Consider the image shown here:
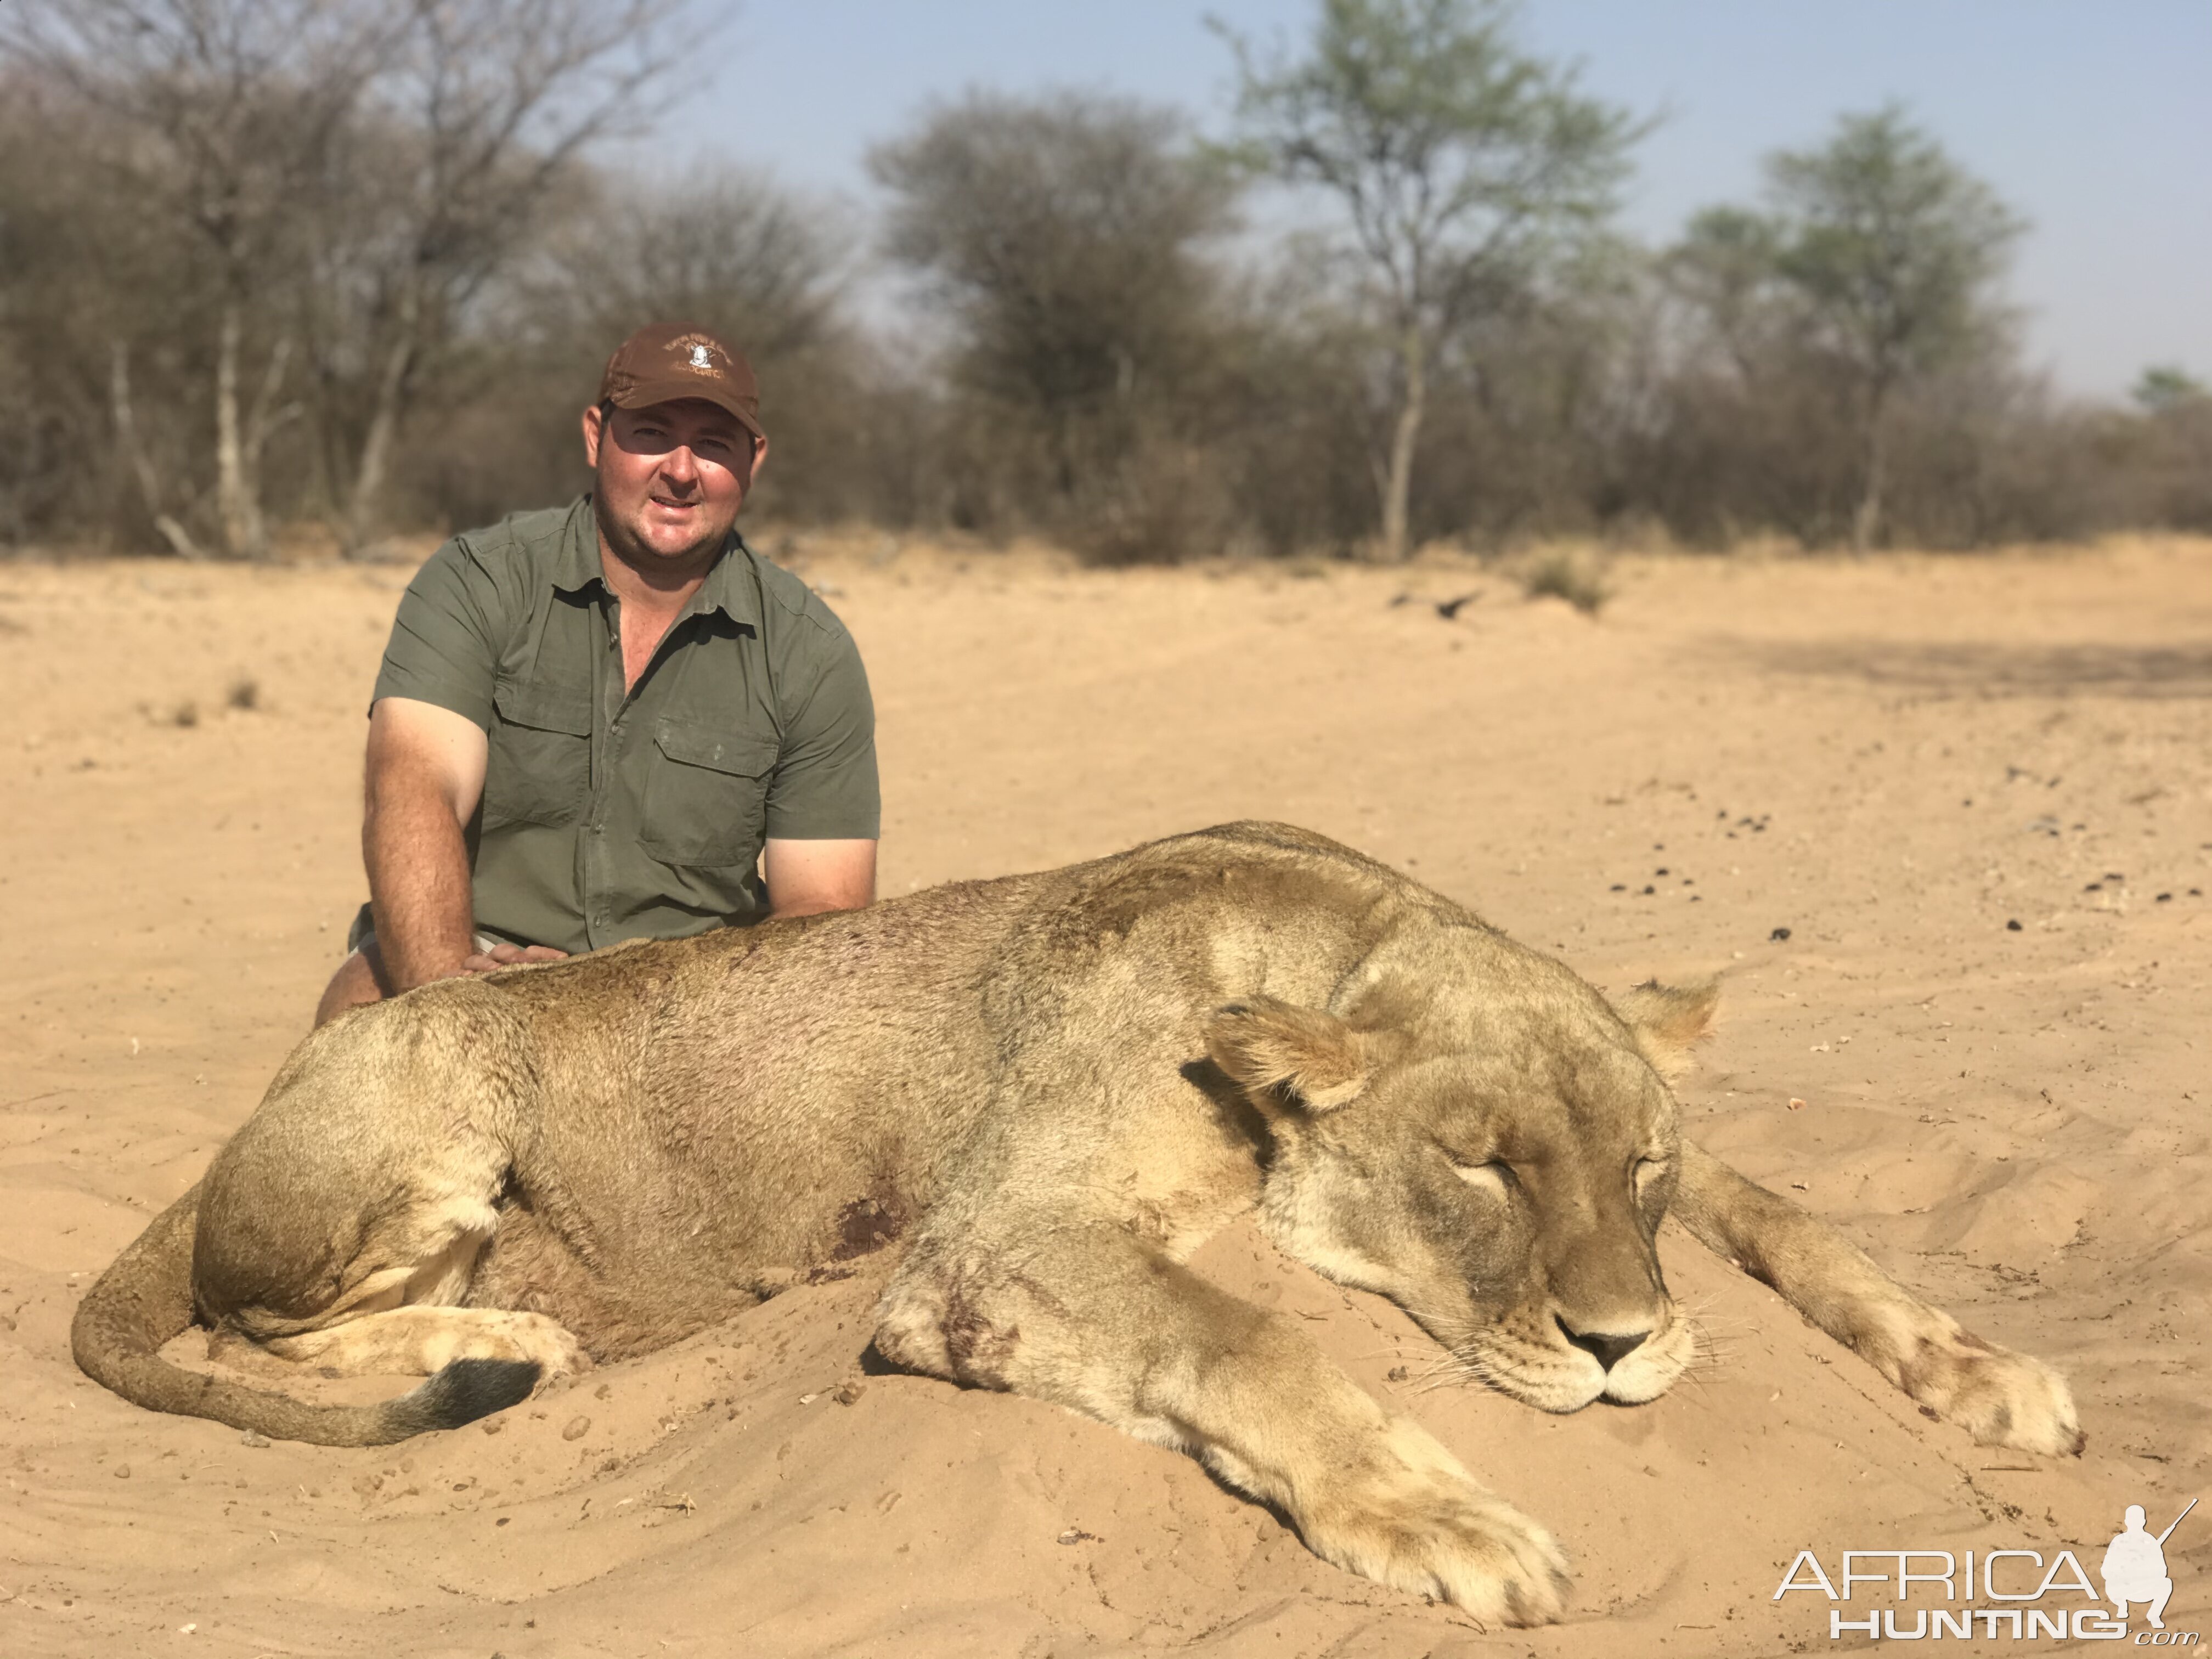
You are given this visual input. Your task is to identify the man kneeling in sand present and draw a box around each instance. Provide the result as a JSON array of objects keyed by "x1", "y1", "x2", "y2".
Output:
[
  {"x1": 317, "y1": 324, "x2": 879, "y2": 1024},
  {"x1": 2102, "y1": 1505, "x2": 2176, "y2": 1629}
]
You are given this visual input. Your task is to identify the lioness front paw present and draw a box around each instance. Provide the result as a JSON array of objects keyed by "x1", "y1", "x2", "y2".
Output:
[
  {"x1": 1897, "y1": 1328, "x2": 2083, "y2": 1457},
  {"x1": 1301, "y1": 1418, "x2": 1570, "y2": 1626}
]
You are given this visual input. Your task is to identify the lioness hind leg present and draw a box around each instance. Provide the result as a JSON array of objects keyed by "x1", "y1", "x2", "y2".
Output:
[
  {"x1": 1672, "y1": 1140, "x2": 2084, "y2": 1457},
  {"x1": 194, "y1": 978, "x2": 531, "y2": 1343},
  {"x1": 260, "y1": 1306, "x2": 587, "y2": 1387}
]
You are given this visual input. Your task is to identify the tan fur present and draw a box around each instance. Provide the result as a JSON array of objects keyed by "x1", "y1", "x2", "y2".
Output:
[
  {"x1": 72, "y1": 822, "x2": 2080, "y2": 1626},
  {"x1": 261, "y1": 1307, "x2": 587, "y2": 1376}
]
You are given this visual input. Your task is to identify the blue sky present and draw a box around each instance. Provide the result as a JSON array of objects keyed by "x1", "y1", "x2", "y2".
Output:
[{"x1": 658, "y1": 2, "x2": 2210, "y2": 401}]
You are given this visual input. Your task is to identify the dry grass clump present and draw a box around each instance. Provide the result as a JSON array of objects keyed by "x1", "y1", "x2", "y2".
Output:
[
  {"x1": 137, "y1": 679, "x2": 260, "y2": 729},
  {"x1": 1517, "y1": 548, "x2": 1612, "y2": 615}
]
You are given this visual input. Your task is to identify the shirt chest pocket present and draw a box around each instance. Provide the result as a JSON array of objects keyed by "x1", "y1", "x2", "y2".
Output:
[
  {"x1": 639, "y1": 718, "x2": 776, "y2": 868},
  {"x1": 482, "y1": 680, "x2": 592, "y2": 830}
]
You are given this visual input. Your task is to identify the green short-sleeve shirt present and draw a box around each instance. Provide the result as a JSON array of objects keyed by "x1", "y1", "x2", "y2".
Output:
[{"x1": 370, "y1": 496, "x2": 878, "y2": 953}]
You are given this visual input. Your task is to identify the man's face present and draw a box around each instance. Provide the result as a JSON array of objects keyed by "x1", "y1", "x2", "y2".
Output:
[{"x1": 582, "y1": 398, "x2": 763, "y2": 571}]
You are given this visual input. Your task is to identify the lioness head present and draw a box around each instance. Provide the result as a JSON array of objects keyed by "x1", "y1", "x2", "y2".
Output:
[{"x1": 1206, "y1": 949, "x2": 1718, "y2": 1415}]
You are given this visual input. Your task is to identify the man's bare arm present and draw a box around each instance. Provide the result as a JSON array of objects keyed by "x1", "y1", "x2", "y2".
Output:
[
  {"x1": 762, "y1": 838, "x2": 877, "y2": 919},
  {"x1": 363, "y1": 698, "x2": 493, "y2": 990}
]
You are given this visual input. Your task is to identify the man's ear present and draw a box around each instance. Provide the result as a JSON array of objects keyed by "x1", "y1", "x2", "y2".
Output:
[
  {"x1": 580, "y1": 402, "x2": 606, "y2": 469},
  {"x1": 1614, "y1": 979, "x2": 1720, "y2": 1082},
  {"x1": 1206, "y1": 995, "x2": 1380, "y2": 1113}
]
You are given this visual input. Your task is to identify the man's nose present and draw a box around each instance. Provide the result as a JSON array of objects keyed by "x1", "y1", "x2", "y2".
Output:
[{"x1": 658, "y1": 445, "x2": 702, "y2": 486}]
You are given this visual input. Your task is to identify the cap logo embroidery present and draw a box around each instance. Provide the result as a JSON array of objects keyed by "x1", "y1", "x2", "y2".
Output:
[{"x1": 686, "y1": 343, "x2": 712, "y2": 370}]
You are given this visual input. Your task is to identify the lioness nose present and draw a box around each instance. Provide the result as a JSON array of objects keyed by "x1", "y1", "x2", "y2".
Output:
[{"x1": 1556, "y1": 1317, "x2": 1649, "y2": 1372}]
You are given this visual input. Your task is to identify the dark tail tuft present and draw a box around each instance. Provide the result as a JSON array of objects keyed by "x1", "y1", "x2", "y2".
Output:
[{"x1": 385, "y1": 1357, "x2": 542, "y2": 1437}]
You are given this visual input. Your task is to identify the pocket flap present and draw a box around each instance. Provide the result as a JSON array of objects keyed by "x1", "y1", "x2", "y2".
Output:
[
  {"x1": 654, "y1": 719, "x2": 777, "y2": 776},
  {"x1": 494, "y1": 679, "x2": 591, "y2": 736}
]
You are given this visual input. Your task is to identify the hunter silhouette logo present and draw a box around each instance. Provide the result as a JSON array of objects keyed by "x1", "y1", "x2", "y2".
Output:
[
  {"x1": 1774, "y1": 1496, "x2": 2198, "y2": 1643},
  {"x1": 2106, "y1": 1499, "x2": 2194, "y2": 1630}
]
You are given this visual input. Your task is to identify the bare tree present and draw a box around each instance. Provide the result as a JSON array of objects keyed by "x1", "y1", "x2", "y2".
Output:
[
  {"x1": 2, "y1": 0, "x2": 404, "y2": 557},
  {"x1": 326, "y1": 0, "x2": 705, "y2": 552},
  {"x1": 526, "y1": 164, "x2": 849, "y2": 362},
  {"x1": 1218, "y1": 0, "x2": 1640, "y2": 560},
  {"x1": 0, "y1": 69, "x2": 189, "y2": 551},
  {"x1": 871, "y1": 91, "x2": 1238, "y2": 513},
  {"x1": 110, "y1": 345, "x2": 208, "y2": 557},
  {"x1": 436, "y1": 161, "x2": 866, "y2": 527},
  {"x1": 1664, "y1": 207, "x2": 1791, "y2": 387}
]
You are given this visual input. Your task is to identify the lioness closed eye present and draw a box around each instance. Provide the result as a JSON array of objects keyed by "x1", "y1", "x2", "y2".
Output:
[{"x1": 74, "y1": 822, "x2": 2081, "y2": 1627}]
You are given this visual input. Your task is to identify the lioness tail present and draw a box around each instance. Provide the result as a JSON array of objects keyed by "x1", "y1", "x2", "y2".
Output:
[{"x1": 71, "y1": 1184, "x2": 536, "y2": 1447}]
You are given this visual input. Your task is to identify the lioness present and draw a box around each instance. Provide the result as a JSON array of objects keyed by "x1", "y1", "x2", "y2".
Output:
[{"x1": 75, "y1": 822, "x2": 2080, "y2": 1626}]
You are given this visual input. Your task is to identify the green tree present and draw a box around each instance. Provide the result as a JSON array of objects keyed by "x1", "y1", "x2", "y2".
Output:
[
  {"x1": 1760, "y1": 105, "x2": 2024, "y2": 550},
  {"x1": 2132, "y1": 365, "x2": 2208, "y2": 414},
  {"x1": 1217, "y1": 0, "x2": 1640, "y2": 560}
]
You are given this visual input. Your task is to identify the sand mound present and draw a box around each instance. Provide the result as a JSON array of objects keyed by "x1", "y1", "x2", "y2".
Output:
[{"x1": 4, "y1": 537, "x2": 2207, "y2": 1653}]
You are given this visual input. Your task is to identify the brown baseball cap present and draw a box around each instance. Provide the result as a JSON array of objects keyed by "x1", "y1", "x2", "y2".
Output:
[{"x1": 597, "y1": 322, "x2": 764, "y2": 446}]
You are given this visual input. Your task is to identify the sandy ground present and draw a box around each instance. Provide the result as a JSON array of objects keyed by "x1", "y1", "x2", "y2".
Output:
[{"x1": 3, "y1": 534, "x2": 2209, "y2": 1657}]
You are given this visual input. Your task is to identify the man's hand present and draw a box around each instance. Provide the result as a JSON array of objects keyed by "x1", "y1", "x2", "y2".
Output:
[
  {"x1": 462, "y1": 942, "x2": 570, "y2": 974},
  {"x1": 763, "y1": 838, "x2": 877, "y2": 918}
]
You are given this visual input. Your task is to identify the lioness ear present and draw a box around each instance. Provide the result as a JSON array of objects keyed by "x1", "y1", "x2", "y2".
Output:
[
  {"x1": 1615, "y1": 978, "x2": 1720, "y2": 1082},
  {"x1": 1206, "y1": 995, "x2": 1377, "y2": 1113}
]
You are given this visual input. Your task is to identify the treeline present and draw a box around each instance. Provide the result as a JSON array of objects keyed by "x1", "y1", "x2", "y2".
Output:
[{"x1": 2, "y1": 0, "x2": 2205, "y2": 563}]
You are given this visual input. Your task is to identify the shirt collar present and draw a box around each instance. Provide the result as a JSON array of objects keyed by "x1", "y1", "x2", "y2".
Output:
[
  {"x1": 695, "y1": 531, "x2": 762, "y2": 631},
  {"x1": 551, "y1": 494, "x2": 761, "y2": 633}
]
